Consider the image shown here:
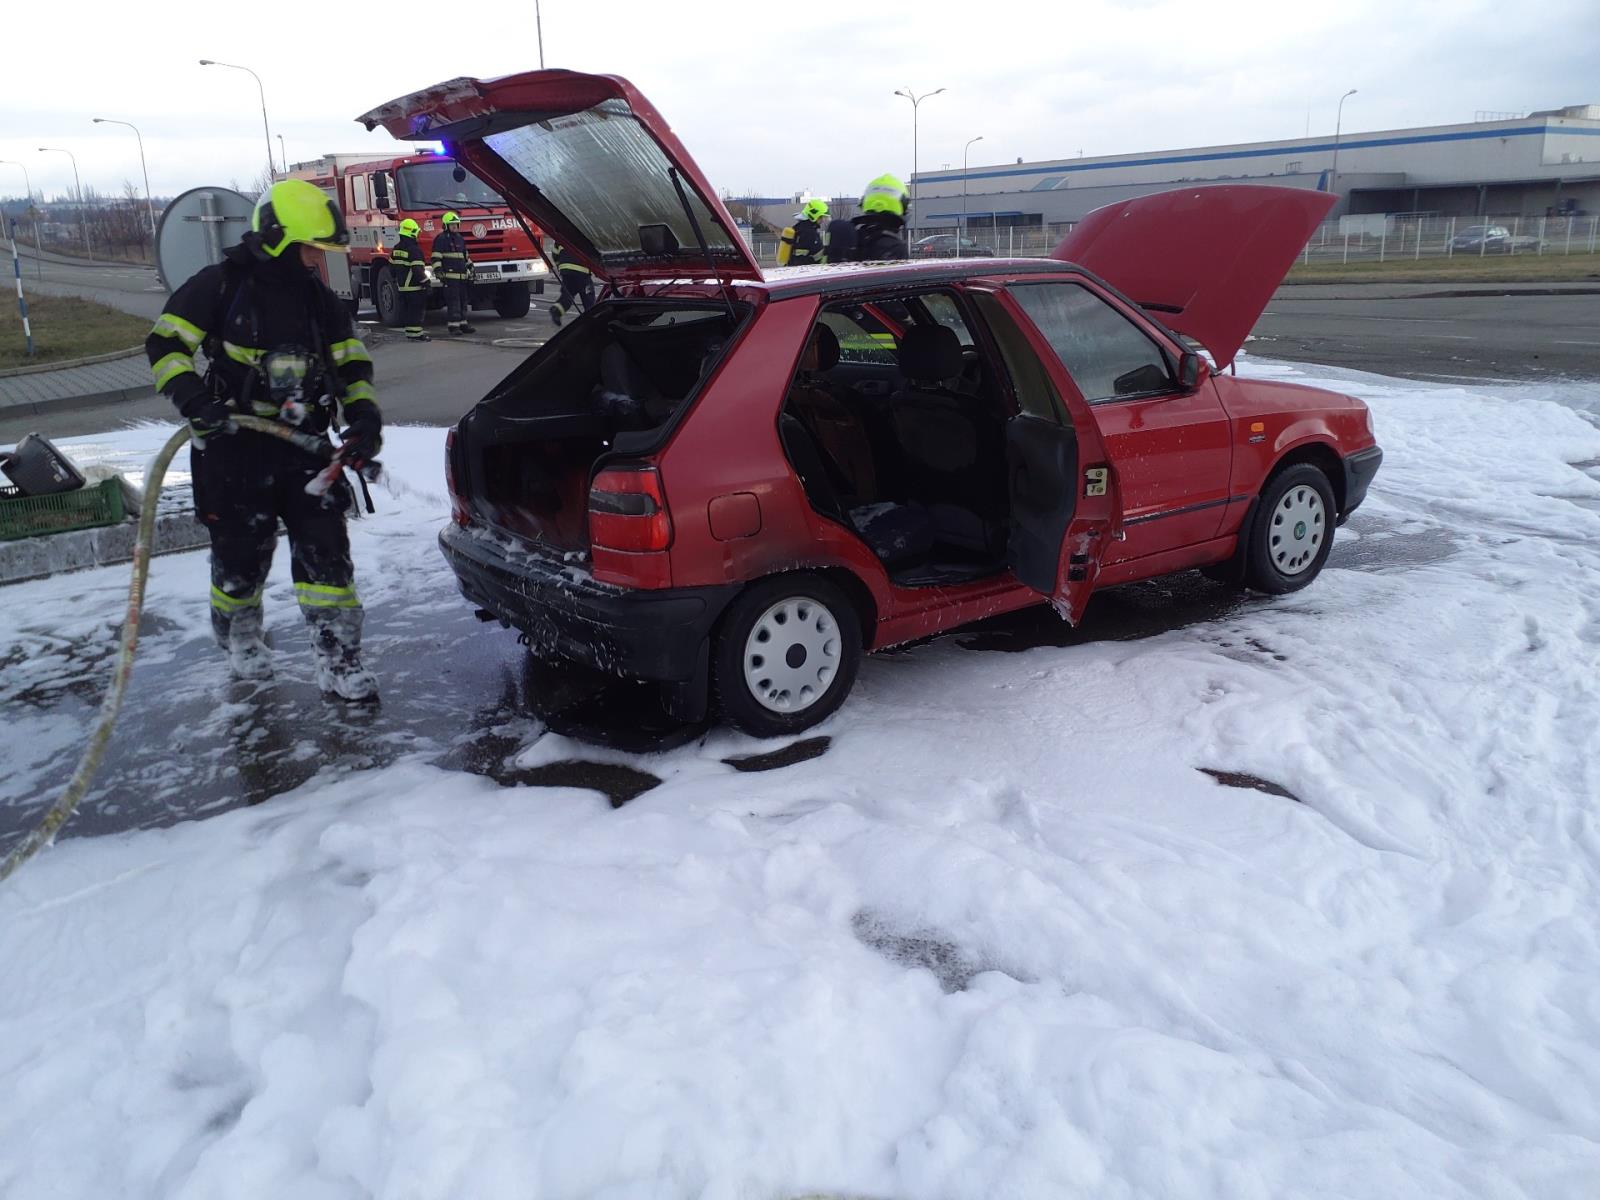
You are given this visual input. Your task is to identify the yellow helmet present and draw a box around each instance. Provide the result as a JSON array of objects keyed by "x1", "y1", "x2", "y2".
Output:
[
  {"x1": 441, "y1": 211, "x2": 461, "y2": 226},
  {"x1": 802, "y1": 198, "x2": 830, "y2": 223},
  {"x1": 398, "y1": 217, "x2": 420, "y2": 238},
  {"x1": 251, "y1": 178, "x2": 349, "y2": 257},
  {"x1": 860, "y1": 174, "x2": 908, "y2": 217}
]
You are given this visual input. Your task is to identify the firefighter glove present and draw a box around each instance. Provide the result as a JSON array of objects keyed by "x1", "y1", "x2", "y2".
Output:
[
  {"x1": 179, "y1": 391, "x2": 235, "y2": 440},
  {"x1": 340, "y1": 403, "x2": 383, "y2": 466}
]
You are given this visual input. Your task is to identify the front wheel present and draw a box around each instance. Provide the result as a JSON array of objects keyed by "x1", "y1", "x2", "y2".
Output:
[
  {"x1": 1244, "y1": 463, "x2": 1337, "y2": 594},
  {"x1": 494, "y1": 282, "x2": 532, "y2": 319},
  {"x1": 713, "y1": 574, "x2": 862, "y2": 737},
  {"x1": 373, "y1": 268, "x2": 402, "y2": 327}
]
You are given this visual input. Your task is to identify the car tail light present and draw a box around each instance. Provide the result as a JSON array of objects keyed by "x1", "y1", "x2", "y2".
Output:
[
  {"x1": 589, "y1": 466, "x2": 672, "y2": 552},
  {"x1": 444, "y1": 429, "x2": 471, "y2": 526}
]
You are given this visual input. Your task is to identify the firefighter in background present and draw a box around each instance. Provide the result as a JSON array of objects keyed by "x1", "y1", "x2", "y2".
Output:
[
  {"x1": 548, "y1": 242, "x2": 594, "y2": 326},
  {"x1": 391, "y1": 218, "x2": 429, "y2": 341},
  {"x1": 145, "y1": 178, "x2": 384, "y2": 702},
  {"x1": 849, "y1": 174, "x2": 912, "y2": 261},
  {"x1": 778, "y1": 199, "x2": 829, "y2": 266},
  {"x1": 431, "y1": 210, "x2": 475, "y2": 335}
]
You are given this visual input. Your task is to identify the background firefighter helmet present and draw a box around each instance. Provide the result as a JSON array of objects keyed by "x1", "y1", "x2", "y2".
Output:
[
  {"x1": 861, "y1": 174, "x2": 909, "y2": 218},
  {"x1": 802, "y1": 198, "x2": 830, "y2": 223},
  {"x1": 398, "y1": 217, "x2": 421, "y2": 238},
  {"x1": 441, "y1": 211, "x2": 461, "y2": 226},
  {"x1": 251, "y1": 178, "x2": 350, "y2": 257}
]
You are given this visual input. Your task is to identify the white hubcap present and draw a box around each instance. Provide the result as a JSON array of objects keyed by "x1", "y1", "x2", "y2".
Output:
[
  {"x1": 1270, "y1": 484, "x2": 1326, "y2": 575},
  {"x1": 744, "y1": 595, "x2": 840, "y2": 714}
]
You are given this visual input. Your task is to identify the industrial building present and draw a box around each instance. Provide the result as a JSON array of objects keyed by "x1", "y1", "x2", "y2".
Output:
[{"x1": 907, "y1": 104, "x2": 1600, "y2": 233}]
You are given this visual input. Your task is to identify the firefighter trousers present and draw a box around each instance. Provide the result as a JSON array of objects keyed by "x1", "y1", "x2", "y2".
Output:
[
  {"x1": 193, "y1": 431, "x2": 361, "y2": 649},
  {"x1": 554, "y1": 268, "x2": 594, "y2": 316},
  {"x1": 444, "y1": 278, "x2": 471, "y2": 331},
  {"x1": 398, "y1": 282, "x2": 426, "y2": 339}
]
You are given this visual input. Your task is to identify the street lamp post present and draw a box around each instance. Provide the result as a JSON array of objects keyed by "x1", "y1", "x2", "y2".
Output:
[
  {"x1": 38, "y1": 146, "x2": 91, "y2": 258},
  {"x1": 0, "y1": 159, "x2": 43, "y2": 279},
  {"x1": 278, "y1": 134, "x2": 288, "y2": 172},
  {"x1": 893, "y1": 86, "x2": 945, "y2": 239},
  {"x1": 92, "y1": 118, "x2": 159, "y2": 246},
  {"x1": 200, "y1": 59, "x2": 277, "y2": 178},
  {"x1": 959, "y1": 135, "x2": 983, "y2": 257},
  {"x1": 1330, "y1": 88, "x2": 1358, "y2": 204}
]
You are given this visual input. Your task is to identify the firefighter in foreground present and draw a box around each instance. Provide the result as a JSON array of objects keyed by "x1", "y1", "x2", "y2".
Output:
[
  {"x1": 845, "y1": 174, "x2": 911, "y2": 261},
  {"x1": 431, "y1": 210, "x2": 475, "y2": 334},
  {"x1": 145, "y1": 178, "x2": 384, "y2": 702},
  {"x1": 391, "y1": 217, "x2": 429, "y2": 341},
  {"x1": 777, "y1": 199, "x2": 829, "y2": 266},
  {"x1": 548, "y1": 242, "x2": 594, "y2": 326}
]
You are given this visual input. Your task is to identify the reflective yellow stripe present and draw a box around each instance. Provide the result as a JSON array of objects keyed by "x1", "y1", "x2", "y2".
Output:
[
  {"x1": 329, "y1": 338, "x2": 371, "y2": 366},
  {"x1": 342, "y1": 381, "x2": 377, "y2": 404},
  {"x1": 869, "y1": 332, "x2": 896, "y2": 345},
  {"x1": 210, "y1": 585, "x2": 263, "y2": 612},
  {"x1": 152, "y1": 313, "x2": 205, "y2": 350},
  {"x1": 295, "y1": 582, "x2": 360, "y2": 608},
  {"x1": 251, "y1": 400, "x2": 281, "y2": 416},
  {"x1": 152, "y1": 352, "x2": 196, "y2": 390},
  {"x1": 224, "y1": 341, "x2": 265, "y2": 366}
]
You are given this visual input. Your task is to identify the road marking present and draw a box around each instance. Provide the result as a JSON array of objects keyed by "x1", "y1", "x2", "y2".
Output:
[{"x1": 1552, "y1": 340, "x2": 1600, "y2": 346}]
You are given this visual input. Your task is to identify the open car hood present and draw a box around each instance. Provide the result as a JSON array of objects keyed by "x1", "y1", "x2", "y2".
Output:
[
  {"x1": 1051, "y1": 186, "x2": 1334, "y2": 367},
  {"x1": 357, "y1": 70, "x2": 762, "y2": 286}
]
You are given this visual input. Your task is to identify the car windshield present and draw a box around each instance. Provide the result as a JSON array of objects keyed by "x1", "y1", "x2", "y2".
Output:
[{"x1": 394, "y1": 161, "x2": 505, "y2": 211}]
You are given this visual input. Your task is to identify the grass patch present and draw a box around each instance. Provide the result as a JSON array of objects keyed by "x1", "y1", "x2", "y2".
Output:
[
  {"x1": 1285, "y1": 252, "x2": 1600, "y2": 285},
  {"x1": 0, "y1": 294, "x2": 150, "y2": 370}
]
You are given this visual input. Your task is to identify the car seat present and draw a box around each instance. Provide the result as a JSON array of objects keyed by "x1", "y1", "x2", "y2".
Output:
[{"x1": 890, "y1": 325, "x2": 1006, "y2": 553}]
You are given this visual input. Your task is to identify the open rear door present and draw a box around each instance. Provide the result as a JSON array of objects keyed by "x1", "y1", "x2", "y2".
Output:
[
  {"x1": 357, "y1": 71, "x2": 763, "y2": 288},
  {"x1": 1051, "y1": 185, "x2": 1333, "y2": 367}
]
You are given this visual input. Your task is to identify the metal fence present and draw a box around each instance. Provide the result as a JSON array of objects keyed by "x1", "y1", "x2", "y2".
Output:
[
  {"x1": 1295, "y1": 213, "x2": 1600, "y2": 265},
  {"x1": 752, "y1": 213, "x2": 1600, "y2": 267}
]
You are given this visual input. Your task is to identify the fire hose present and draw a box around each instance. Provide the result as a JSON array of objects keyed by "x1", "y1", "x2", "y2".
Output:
[{"x1": 0, "y1": 416, "x2": 378, "y2": 885}]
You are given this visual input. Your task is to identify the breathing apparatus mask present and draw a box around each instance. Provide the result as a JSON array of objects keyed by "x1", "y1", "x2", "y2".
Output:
[{"x1": 262, "y1": 348, "x2": 330, "y2": 426}]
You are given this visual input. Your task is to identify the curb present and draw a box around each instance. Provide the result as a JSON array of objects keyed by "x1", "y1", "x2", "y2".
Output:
[
  {"x1": 0, "y1": 347, "x2": 145, "y2": 379},
  {"x1": 0, "y1": 383, "x2": 159, "y2": 420}
]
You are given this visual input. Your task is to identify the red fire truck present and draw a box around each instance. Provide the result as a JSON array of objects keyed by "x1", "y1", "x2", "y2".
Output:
[{"x1": 280, "y1": 151, "x2": 550, "y2": 326}]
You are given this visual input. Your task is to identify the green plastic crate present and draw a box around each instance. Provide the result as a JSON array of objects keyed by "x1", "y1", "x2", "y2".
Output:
[{"x1": 0, "y1": 478, "x2": 127, "y2": 541}]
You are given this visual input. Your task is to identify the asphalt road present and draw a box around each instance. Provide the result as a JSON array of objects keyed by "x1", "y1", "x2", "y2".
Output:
[{"x1": 1251, "y1": 285, "x2": 1600, "y2": 383}]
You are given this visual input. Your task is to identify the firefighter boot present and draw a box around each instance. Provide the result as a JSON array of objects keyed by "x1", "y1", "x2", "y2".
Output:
[
  {"x1": 305, "y1": 606, "x2": 379, "y2": 703},
  {"x1": 549, "y1": 303, "x2": 564, "y2": 327},
  {"x1": 225, "y1": 604, "x2": 273, "y2": 681}
]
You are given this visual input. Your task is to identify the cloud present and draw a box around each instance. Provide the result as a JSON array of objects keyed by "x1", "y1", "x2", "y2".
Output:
[{"x1": 2, "y1": 0, "x2": 1595, "y2": 202}]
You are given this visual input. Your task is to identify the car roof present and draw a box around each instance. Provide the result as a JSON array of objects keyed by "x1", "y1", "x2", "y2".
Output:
[{"x1": 750, "y1": 257, "x2": 1070, "y2": 298}]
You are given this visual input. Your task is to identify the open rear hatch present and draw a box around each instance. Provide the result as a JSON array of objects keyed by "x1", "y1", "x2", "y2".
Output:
[
  {"x1": 357, "y1": 70, "x2": 764, "y2": 288},
  {"x1": 1051, "y1": 185, "x2": 1333, "y2": 367}
]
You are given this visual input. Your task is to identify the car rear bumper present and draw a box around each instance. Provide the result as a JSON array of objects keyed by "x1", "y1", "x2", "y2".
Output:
[
  {"x1": 1341, "y1": 445, "x2": 1383, "y2": 519},
  {"x1": 438, "y1": 522, "x2": 739, "y2": 682}
]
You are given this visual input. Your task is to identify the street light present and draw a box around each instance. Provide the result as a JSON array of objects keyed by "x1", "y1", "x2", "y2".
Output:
[
  {"x1": 1330, "y1": 88, "x2": 1358, "y2": 203},
  {"x1": 278, "y1": 134, "x2": 288, "y2": 171},
  {"x1": 893, "y1": 86, "x2": 945, "y2": 237},
  {"x1": 0, "y1": 159, "x2": 43, "y2": 279},
  {"x1": 959, "y1": 135, "x2": 984, "y2": 257},
  {"x1": 200, "y1": 58, "x2": 277, "y2": 177},
  {"x1": 92, "y1": 118, "x2": 159, "y2": 246},
  {"x1": 38, "y1": 146, "x2": 92, "y2": 258}
]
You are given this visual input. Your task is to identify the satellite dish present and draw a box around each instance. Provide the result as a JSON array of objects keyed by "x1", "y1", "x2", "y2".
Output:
[{"x1": 155, "y1": 186, "x2": 255, "y2": 291}]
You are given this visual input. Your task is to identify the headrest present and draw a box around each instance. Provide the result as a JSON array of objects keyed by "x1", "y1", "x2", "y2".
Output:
[
  {"x1": 898, "y1": 324, "x2": 962, "y2": 382},
  {"x1": 801, "y1": 323, "x2": 841, "y2": 372}
]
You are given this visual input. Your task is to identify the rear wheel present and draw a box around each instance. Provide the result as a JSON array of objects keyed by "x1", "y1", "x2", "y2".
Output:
[
  {"x1": 1244, "y1": 463, "x2": 1336, "y2": 594},
  {"x1": 713, "y1": 574, "x2": 862, "y2": 737},
  {"x1": 373, "y1": 266, "x2": 402, "y2": 327},
  {"x1": 494, "y1": 282, "x2": 532, "y2": 319}
]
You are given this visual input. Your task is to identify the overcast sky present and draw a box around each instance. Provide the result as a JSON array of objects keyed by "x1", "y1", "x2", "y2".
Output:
[{"x1": 3, "y1": 0, "x2": 1596, "y2": 205}]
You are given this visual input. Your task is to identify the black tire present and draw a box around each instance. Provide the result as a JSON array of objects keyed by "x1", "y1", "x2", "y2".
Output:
[
  {"x1": 712, "y1": 573, "x2": 862, "y2": 738},
  {"x1": 373, "y1": 266, "x2": 402, "y2": 327},
  {"x1": 494, "y1": 282, "x2": 532, "y2": 319},
  {"x1": 1243, "y1": 463, "x2": 1337, "y2": 594}
]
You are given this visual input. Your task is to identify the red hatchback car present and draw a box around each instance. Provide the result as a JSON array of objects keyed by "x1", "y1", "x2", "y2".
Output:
[{"x1": 360, "y1": 71, "x2": 1382, "y2": 737}]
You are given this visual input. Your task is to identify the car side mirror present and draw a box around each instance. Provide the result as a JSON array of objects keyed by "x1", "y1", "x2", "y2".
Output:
[
  {"x1": 1179, "y1": 351, "x2": 1207, "y2": 391},
  {"x1": 372, "y1": 171, "x2": 393, "y2": 212}
]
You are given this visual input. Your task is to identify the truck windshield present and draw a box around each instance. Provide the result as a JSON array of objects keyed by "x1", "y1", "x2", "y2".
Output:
[{"x1": 394, "y1": 161, "x2": 505, "y2": 211}]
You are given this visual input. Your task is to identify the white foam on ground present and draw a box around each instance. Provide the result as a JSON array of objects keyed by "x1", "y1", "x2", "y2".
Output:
[{"x1": 1, "y1": 368, "x2": 1598, "y2": 1199}]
